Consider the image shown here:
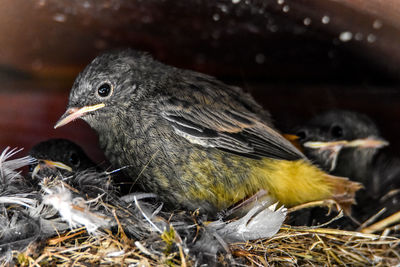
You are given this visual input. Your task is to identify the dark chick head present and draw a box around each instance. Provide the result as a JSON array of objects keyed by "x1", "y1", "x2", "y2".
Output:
[
  {"x1": 296, "y1": 110, "x2": 382, "y2": 143},
  {"x1": 29, "y1": 139, "x2": 96, "y2": 178},
  {"x1": 295, "y1": 110, "x2": 388, "y2": 180},
  {"x1": 54, "y1": 49, "x2": 166, "y2": 129}
]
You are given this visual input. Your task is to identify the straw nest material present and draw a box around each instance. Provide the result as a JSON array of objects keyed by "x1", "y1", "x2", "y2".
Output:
[{"x1": 11, "y1": 209, "x2": 400, "y2": 266}]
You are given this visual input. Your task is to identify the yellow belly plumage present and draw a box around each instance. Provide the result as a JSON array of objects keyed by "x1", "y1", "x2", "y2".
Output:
[
  {"x1": 251, "y1": 159, "x2": 333, "y2": 206},
  {"x1": 183, "y1": 151, "x2": 334, "y2": 210}
]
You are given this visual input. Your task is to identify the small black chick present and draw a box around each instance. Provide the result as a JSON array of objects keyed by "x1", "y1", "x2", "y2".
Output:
[
  {"x1": 294, "y1": 110, "x2": 399, "y2": 226},
  {"x1": 28, "y1": 139, "x2": 97, "y2": 178}
]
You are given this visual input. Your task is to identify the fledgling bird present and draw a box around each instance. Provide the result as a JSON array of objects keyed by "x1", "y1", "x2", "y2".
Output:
[
  {"x1": 54, "y1": 49, "x2": 361, "y2": 214},
  {"x1": 294, "y1": 110, "x2": 400, "y2": 223},
  {"x1": 28, "y1": 139, "x2": 98, "y2": 178},
  {"x1": 294, "y1": 110, "x2": 391, "y2": 194}
]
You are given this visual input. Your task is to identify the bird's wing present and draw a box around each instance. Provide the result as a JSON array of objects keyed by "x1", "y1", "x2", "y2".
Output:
[{"x1": 159, "y1": 81, "x2": 304, "y2": 161}]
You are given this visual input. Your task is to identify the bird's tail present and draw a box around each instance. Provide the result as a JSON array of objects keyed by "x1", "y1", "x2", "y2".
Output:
[{"x1": 324, "y1": 174, "x2": 363, "y2": 215}]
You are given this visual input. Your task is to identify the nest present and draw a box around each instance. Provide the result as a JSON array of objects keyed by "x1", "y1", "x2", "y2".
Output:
[
  {"x1": 231, "y1": 226, "x2": 400, "y2": 266},
  {"x1": 13, "y1": 213, "x2": 400, "y2": 266},
  {"x1": 1, "y1": 147, "x2": 399, "y2": 266}
]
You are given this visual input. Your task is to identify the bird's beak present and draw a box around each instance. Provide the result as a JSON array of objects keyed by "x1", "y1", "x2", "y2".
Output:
[
  {"x1": 347, "y1": 137, "x2": 389, "y2": 149},
  {"x1": 54, "y1": 103, "x2": 105, "y2": 129},
  {"x1": 304, "y1": 137, "x2": 389, "y2": 150},
  {"x1": 303, "y1": 140, "x2": 347, "y2": 149},
  {"x1": 31, "y1": 160, "x2": 73, "y2": 178}
]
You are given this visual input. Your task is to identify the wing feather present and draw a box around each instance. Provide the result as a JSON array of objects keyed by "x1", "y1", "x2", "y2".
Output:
[{"x1": 159, "y1": 73, "x2": 304, "y2": 161}]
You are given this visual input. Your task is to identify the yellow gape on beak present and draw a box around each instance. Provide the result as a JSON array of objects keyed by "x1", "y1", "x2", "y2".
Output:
[
  {"x1": 304, "y1": 137, "x2": 389, "y2": 150},
  {"x1": 31, "y1": 160, "x2": 73, "y2": 178},
  {"x1": 303, "y1": 137, "x2": 389, "y2": 171},
  {"x1": 54, "y1": 103, "x2": 105, "y2": 129}
]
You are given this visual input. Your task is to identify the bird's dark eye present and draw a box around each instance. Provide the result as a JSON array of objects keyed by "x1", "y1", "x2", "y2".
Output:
[
  {"x1": 97, "y1": 83, "x2": 112, "y2": 98},
  {"x1": 331, "y1": 125, "x2": 343, "y2": 138},
  {"x1": 69, "y1": 152, "x2": 80, "y2": 167}
]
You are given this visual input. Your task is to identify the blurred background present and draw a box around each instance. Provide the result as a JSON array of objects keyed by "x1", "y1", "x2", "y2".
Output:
[{"x1": 0, "y1": 0, "x2": 399, "y2": 161}]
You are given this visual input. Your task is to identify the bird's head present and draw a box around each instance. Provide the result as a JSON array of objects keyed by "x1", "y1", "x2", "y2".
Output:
[
  {"x1": 296, "y1": 110, "x2": 387, "y2": 147},
  {"x1": 294, "y1": 110, "x2": 388, "y2": 171},
  {"x1": 54, "y1": 49, "x2": 160, "y2": 129},
  {"x1": 29, "y1": 139, "x2": 96, "y2": 178}
]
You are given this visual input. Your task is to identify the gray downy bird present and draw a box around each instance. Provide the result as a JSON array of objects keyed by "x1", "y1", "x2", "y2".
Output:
[
  {"x1": 294, "y1": 110, "x2": 389, "y2": 194},
  {"x1": 28, "y1": 138, "x2": 98, "y2": 179},
  {"x1": 294, "y1": 110, "x2": 399, "y2": 223},
  {"x1": 53, "y1": 49, "x2": 361, "y2": 215}
]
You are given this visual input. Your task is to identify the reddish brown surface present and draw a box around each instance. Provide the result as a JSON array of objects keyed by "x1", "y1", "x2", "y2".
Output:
[{"x1": 0, "y1": 81, "x2": 105, "y2": 162}]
